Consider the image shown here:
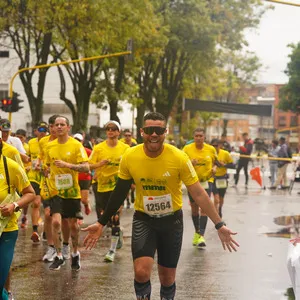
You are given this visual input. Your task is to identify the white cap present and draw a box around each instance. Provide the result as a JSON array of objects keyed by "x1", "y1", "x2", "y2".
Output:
[
  {"x1": 73, "y1": 133, "x2": 84, "y2": 141},
  {"x1": 105, "y1": 120, "x2": 121, "y2": 131}
]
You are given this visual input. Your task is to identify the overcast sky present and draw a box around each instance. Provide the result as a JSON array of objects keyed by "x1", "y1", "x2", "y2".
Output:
[{"x1": 246, "y1": 1, "x2": 300, "y2": 84}]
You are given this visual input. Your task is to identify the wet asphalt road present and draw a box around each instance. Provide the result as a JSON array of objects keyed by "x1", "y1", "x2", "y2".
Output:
[{"x1": 9, "y1": 177, "x2": 299, "y2": 300}]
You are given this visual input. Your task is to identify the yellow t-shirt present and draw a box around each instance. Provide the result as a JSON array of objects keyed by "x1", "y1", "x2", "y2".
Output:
[
  {"x1": 215, "y1": 149, "x2": 233, "y2": 177},
  {"x1": 183, "y1": 143, "x2": 217, "y2": 183},
  {"x1": 2, "y1": 142, "x2": 24, "y2": 168},
  {"x1": 23, "y1": 142, "x2": 29, "y2": 154},
  {"x1": 44, "y1": 137, "x2": 88, "y2": 199},
  {"x1": 1, "y1": 156, "x2": 31, "y2": 232},
  {"x1": 27, "y1": 137, "x2": 42, "y2": 184},
  {"x1": 39, "y1": 135, "x2": 53, "y2": 162},
  {"x1": 89, "y1": 141, "x2": 130, "y2": 192},
  {"x1": 119, "y1": 144, "x2": 198, "y2": 215}
]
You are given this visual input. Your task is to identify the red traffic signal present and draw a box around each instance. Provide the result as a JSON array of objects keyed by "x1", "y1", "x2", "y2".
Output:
[{"x1": 1, "y1": 98, "x2": 12, "y2": 112}]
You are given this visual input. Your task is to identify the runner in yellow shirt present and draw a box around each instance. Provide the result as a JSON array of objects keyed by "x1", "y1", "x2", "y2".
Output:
[
  {"x1": 211, "y1": 139, "x2": 235, "y2": 218},
  {"x1": 183, "y1": 128, "x2": 218, "y2": 247},
  {"x1": 0, "y1": 146, "x2": 35, "y2": 300},
  {"x1": 44, "y1": 116, "x2": 89, "y2": 271},
  {"x1": 83, "y1": 112, "x2": 239, "y2": 300},
  {"x1": 89, "y1": 120, "x2": 129, "y2": 262},
  {"x1": 26, "y1": 122, "x2": 48, "y2": 243}
]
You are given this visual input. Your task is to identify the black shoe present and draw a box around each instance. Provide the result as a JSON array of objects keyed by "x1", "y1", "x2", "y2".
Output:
[
  {"x1": 268, "y1": 186, "x2": 276, "y2": 190},
  {"x1": 49, "y1": 256, "x2": 65, "y2": 271},
  {"x1": 71, "y1": 253, "x2": 81, "y2": 271}
]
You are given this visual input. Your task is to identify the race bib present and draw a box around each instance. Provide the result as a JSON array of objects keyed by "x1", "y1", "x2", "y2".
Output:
[
  {"x1": 143, "y1": 194, "x2": 173, "y2": 217},
  {"x1": 216, "y1": 179, "x2": 227, "y2": 189},
  {"x1": 55, "y1": 174, "x2": 73, "y2": 190},
  {"x1": 200, "y1": 181, "x2": 209, "y2": 189}
]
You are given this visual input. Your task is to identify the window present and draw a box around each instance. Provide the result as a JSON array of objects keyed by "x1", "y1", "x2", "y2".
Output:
[
  {"x1": 278, "y1": 116, "x2": 286, "y2": 127},
  {"x1": 290, "y1": 116, "x2": 298, "y2": 127}
]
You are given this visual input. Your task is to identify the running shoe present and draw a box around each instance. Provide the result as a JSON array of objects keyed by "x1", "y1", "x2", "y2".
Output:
[
  {"x1": 21, "y1": 216, "x2": 27, "y2": 228},
  {"x1": 104, "y1": 250, "x2": 115, "y2": 262},
  {"x1": 31, "y1": 232, "x2": 40, "y2": 243},
  {"x1": 62, "y1": 244, "x2": 71, "y2": 260},
  {"x1": 43, "y1": 246, "x2": 57, "y2": 262},
  {"x1": 7, "y1": 292, "x2": 14, "y2": 300},
  {"x1": 71, "y1": 252, "x2": 81, "y2": 271},
  {"x1": 197, "y1": 235, "x2": 206, "y2": 247},
  {"x1": 49, "y1": 256, "x2": 65, "y2": 270},
  {"x1": 192, "y1": 232, "x2": 201, "y2": 246},
  {"x1": 116, "y1": 229, "x2": 123, "y2": 249}
]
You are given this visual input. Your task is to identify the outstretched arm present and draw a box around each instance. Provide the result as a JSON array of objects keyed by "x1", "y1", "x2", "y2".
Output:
[{"x1": 187, "y1": 181, "x2": 239, "y2": 252}]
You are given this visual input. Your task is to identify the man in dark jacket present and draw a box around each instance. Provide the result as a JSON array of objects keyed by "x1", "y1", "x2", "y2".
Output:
[
  {"x1": 273, "y1": 136, "x2": 290, "y2": 189},
  {"x1": 234, "y1": 132, "x2": 253, "y2": 188}
]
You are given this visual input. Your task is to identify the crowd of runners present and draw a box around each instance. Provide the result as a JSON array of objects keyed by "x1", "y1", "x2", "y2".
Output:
[{"x1": 0, "y1": 112, "x2": 240, "y2": 300}]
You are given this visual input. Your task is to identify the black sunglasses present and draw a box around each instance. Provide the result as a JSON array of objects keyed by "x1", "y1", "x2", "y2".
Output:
[
  {"x1": 106, "y1": 127, "x2": 118, "y2": 131},
  {"x1": 143, "y1": 126, "x2": 166, "y2": 135}
]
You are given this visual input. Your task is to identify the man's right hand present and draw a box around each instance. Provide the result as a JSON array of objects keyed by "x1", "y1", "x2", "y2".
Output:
[{"x1": 82, "y1": 222, "x2": 104, "y2": 250}]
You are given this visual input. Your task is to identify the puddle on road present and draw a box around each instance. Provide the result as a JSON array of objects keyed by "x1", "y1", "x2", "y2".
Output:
[{"x1": 264, "y1": 215, "x2": 300, "y2": 239}]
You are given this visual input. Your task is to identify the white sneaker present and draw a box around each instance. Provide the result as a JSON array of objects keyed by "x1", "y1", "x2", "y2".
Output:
[
  {"x1": 43, "y1": 246, "x2": 57, "y2": 262},
  {"x1": 104, "y1": 250, "x2": 115, "y2": 262},
  {"x1": 62, "y1": 244, "x2": 71, "y2": 260}
]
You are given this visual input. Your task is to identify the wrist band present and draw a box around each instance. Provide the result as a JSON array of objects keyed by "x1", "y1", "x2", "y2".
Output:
[{"x1": 215, "y1": 221, "x2": 226, "y2": 230}]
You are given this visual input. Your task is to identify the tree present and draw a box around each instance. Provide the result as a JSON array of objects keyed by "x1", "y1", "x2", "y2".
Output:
[
  {"x1": 53, "y1": 0, "x2": 160, "y2": 132},
  {"x1": 279, "y1": 43, "x2": 300, "y2": 113},
  {"x1": 134, "y1": 0, "x2": 266, "y2": 141},
  {"x1": 0, "y1": 0, "x2": 63, "y2": 128}
]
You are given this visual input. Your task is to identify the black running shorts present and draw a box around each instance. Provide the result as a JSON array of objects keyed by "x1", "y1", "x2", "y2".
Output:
[
  {"x1": 30, "y1": 181, "x2": 41, "y2": 196},
  {"x1": 132, "y1": 210, "x2": 183, "y2": 268},
  {"x1": 50, "y1": 196, "x2": 82, "y2": 219},
  {"x1": 79, "y1": 179, "x2": 91, "y2": 190}
]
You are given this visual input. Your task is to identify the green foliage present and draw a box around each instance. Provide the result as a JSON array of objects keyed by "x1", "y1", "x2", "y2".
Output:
[{"x1": 279, "y1": 43, "x2": 300, "y2": 112}]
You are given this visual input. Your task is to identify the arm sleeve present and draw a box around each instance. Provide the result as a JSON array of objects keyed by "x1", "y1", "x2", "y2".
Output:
[{"x1": 98, "y1": 178, "x2": 132, "y2": 226}]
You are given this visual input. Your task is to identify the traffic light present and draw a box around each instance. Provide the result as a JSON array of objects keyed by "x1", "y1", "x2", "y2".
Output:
[
  {"x1": 11, "y1": 92, "x2": 24, "y2": 112},
  {"x1": 1, "y1": 98, "x2": 12, "y2": 112}
]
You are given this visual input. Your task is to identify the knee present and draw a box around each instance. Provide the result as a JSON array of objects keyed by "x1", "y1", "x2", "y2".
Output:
[
  {"x1": 135, "y1": 265, "x2": 151, "y2": 282},
  {"x1": 111, "y1": 214, "x2": 120, "y2": 226},
  {"x1": 32, "y1": 197, "x2": 41, "y2": 209},
  {"x1": 52, "y1": 219, "x2": 61, "y2": 230}
]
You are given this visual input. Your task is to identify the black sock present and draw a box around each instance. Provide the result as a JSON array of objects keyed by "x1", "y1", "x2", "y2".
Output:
[
  {"x1": 199, "y1": 216, "x2": 208, "y2": 236},
  {"x1": 33, "y1": 225, "x2": 38, "y2": 232},
  {"x1": 192, "y1": 215, "x2": 200, "y2": 233},
  {"x1": 160, "y1": 282, "x2": 176, "y2": 300},
  {"x1": 63, "y1": 242, "x2": 69, "y2": 246},
  {"x1": 112, "y1": 226, "x2": 120, "y2": 237},
  {"x1": 134, "y1": 280, "x2": 151, "y2": 300}
]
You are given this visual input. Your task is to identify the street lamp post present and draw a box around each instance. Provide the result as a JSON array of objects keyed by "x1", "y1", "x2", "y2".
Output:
[{"x1": 8, "y1": 51, "x2": 131, "y2": 122}]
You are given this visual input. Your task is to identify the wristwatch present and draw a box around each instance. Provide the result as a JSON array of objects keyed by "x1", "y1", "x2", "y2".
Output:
[
  {"x1": 215, "y1": 221, "x2": 226, "y2": 230},
  {"x1": 13, "y1": 202, "x2": 20, "y2": 212}
]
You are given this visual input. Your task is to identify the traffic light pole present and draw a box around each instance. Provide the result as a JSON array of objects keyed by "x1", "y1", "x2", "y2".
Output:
[
  {"x1": 265, "y1": 0, "x2": 300, "y2": 7},
  {"x1": 8, "y1": 51, "x2": 131, "y2": 122}
]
